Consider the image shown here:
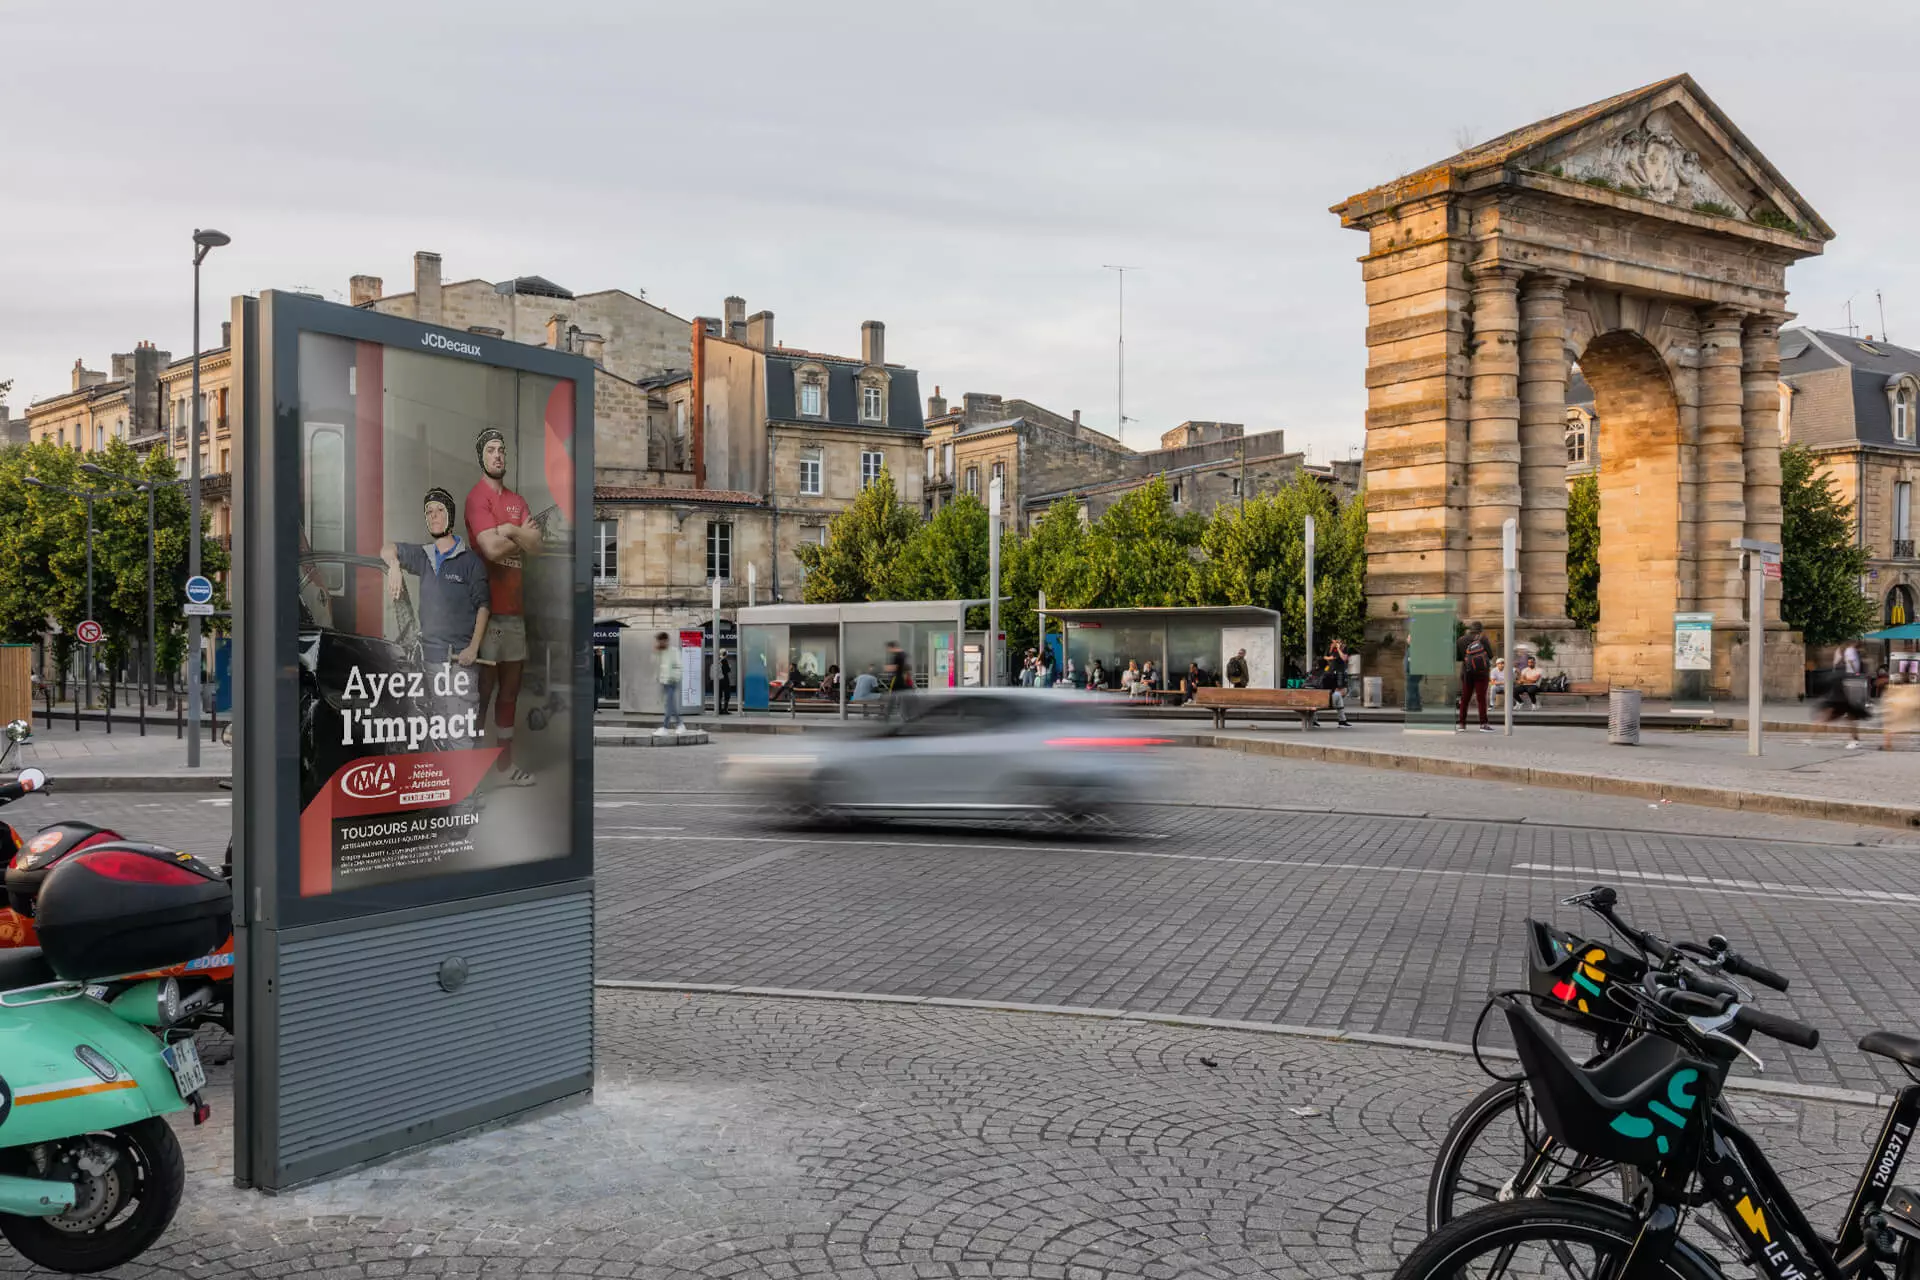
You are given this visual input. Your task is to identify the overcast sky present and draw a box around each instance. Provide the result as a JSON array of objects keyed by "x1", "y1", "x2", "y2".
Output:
[{"x1": 6, "y1": 1, "x2": 1918, "y2": 462}]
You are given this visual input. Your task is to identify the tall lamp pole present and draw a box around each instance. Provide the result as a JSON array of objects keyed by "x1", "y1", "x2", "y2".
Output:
[
  {"x1": 1101, "y1": 265, "x2": 1134, "y2": 445},
  {"x1": 187, "y1": 228, "x2": 229, "y2": 768}
]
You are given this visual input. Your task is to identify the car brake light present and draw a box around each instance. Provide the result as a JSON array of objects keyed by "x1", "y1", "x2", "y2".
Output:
[
  {"x1": 76, "y1": 851, "x2": 203, "y2": 886},
  {"x1": 1045, "y1": 736, "x2": 1174, "y2": 748}
]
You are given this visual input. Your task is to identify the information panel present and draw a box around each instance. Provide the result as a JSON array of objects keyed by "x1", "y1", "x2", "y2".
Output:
[{"x1": 234, "y1": 291, "x2": 594, "y2": 1191}]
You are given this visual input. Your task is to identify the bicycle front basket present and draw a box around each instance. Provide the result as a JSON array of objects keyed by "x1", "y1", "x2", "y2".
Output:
[
  {"x1": 1526, "y1": 918, "x2": 1646, "y2": 1030},
  {"x1": 1500, "y1": 995, "x2": 1714, "y2": 1168}
]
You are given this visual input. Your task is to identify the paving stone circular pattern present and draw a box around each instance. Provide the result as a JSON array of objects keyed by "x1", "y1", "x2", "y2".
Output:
[{"x1": 88, "y1": 992, "x2": 1881, "y2": 1279}]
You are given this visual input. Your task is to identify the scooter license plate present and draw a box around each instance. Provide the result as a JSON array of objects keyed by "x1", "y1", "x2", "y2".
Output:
[{"x1": 162, "y1": 1040, "x2": 206, "y2": 1098}]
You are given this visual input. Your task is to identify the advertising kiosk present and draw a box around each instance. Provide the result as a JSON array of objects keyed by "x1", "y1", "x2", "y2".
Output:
[{"x1": 231, "y1": 291, "x2": 595, "y2": 1189}]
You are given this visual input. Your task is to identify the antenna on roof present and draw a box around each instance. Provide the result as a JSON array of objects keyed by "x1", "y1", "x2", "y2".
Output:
[
  {"x1": 1879, "y1": 290, "x2": 1889, "y2": 345},
  {"x1": 1844, "y1": 297, "x2": 1858, "y2": 338}
]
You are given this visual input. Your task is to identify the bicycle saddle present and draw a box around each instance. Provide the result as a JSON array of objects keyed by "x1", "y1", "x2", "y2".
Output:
[{"x1": 1860, "y1": 1031, "x2": 1920, "y2": 1068}]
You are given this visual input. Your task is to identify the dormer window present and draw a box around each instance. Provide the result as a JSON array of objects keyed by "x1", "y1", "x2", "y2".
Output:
[
  {"x1": 800, "y1": 380, "x2": 823, "y2": 417},
  {"x1": 862, "y1": 385, "x2": 883, "y2": 421},
  {"x1": 1888, "y1": 376, "x2": 1917, "y2": 445}
]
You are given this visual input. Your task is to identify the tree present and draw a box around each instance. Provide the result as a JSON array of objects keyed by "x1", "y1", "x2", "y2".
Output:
[
  {"x1": 1779, "y1": 443, "x2": 1875, "y2": 648},
  {"x1": 794, "y1": 469, "x2": 920, "y2": 603},
  {"x1": 1198, "y1": 472, "x2": 1363, "y2": 673},
  {"x1": 1565, "y1": 474, "x2": 1600, "y2": 630},
  {"x1": 1000, "y1": 497, "x2": 1093, "y2": 655},
  {"x1": 885, "y1": 494, "x2": 990, "y2": 606},
  {"x1": 1074, "y1": 477, "x2": 1203, "y2": 609}
]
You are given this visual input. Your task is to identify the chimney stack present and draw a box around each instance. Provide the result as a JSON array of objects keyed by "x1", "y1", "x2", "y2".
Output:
[
  {"x1": 927, "y1": 385, "x2": 947, "y2": 419},
  {"x1": 220, "y1": 320, "x2": 231, "y2": 349},
  {"x1": 961, "y1": 392, "x2": 1002, "y2": 424},
  {"x1": 111, "y1": 352, "x2": 135, "y2": 382},
  {"x1": 350, "y1": 274, "x2": 384, "y2": 307},
  {"x1": 579, "y1": 332, "x2": 606, "y2": 366},
  {"x1": 546, "y1": 316, "x2": 565, "y2": 351},
  {"x1": 746, "y1": 309, "x2": 774, "y2": 352},
  {"x1": 724, "y1": 296, "x2": 747, "y2": 342},
  {"x1": 414, "y1": 251, "x2": 443, "y2": 324},
  {"x1": 860, "y1": 320, "x2": 885, "y2": 367},
  {"x1": 1072, "y1": 409, "x2": 1081, "y2": 426}
]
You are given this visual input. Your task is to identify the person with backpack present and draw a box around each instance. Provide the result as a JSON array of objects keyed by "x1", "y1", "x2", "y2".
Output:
[
  {"x1": 1456, "y1": 620, "x2": 1494, "y2": 732},
  {"x1": 1323, "y1": 638, "x2": 1353, "y2": 727}
]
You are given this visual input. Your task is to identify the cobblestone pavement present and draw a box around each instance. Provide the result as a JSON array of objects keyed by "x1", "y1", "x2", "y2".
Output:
[
  {"x1": 19, "y1": 991, "x2": 1887, "y2": 1280},
  {"x1": 46, "y1": 747, "x2": 1920, "y2": 1093}
]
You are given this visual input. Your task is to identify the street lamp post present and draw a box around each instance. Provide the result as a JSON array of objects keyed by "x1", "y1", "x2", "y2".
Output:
[{"x1": 187, "y1": 228, "x2": 230, "y2": 768}]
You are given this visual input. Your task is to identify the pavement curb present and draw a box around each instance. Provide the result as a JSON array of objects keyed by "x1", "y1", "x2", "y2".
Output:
[
  {"x1": 1187, "y1": 733, "x2": 1920, "y2": 833},
  {"x1": 593, "y1": 980, "x2": 1889, "y2": 1110}
]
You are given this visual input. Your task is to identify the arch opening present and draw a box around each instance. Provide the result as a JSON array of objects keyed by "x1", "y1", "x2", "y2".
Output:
[{"x1": 1578, "y1": 329, "x2": 1683, "y2": 693}]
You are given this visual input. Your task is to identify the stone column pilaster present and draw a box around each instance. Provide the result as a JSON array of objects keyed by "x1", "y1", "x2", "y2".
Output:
[
  {"x1": 1741, "y1": 314, "x2": 1785, "y2": 625},
  {"x1": 1696, "y1": 307, "x2": 1748, "y2": 621},
  {"x1": 1465, "y1": 265, "x2": 1524, "y2": 621},
  {"x1": 1518, "y1": 273, "x2": 1573, "y2": 624}
]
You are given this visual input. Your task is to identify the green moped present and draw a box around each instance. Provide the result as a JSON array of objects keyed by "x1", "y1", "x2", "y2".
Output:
[{"x1": 0, "y1": 768, "x2": 221, "y2": 1273}]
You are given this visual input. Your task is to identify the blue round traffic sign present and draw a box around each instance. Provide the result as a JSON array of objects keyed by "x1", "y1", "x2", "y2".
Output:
[{"x1": 184, "y1": 575, "x2": 214, "y2": 605}]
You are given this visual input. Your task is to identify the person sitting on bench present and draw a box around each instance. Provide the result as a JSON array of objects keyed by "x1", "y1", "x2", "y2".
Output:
[{"x1": 1514, "y1": 655, "x2": 1544, "y2": 709}]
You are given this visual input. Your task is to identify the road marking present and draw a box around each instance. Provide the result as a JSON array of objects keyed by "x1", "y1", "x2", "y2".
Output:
[
  {"x1": 595, "y1": 801, "x2": 755, "y2": 809},
  {"x1": 1510, "y1": 863, "x2": 1920, "y2": 906},
  {"x1": 597, "y1": 835, "x2": 1920, "y2": 907}
]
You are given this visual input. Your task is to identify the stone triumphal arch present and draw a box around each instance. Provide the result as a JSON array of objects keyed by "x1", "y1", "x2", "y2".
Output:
[{"x1": 1333, "y1": 75, "x2": 1832, "y2": 698}]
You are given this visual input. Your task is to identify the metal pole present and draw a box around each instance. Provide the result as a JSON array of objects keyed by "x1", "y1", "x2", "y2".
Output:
[
  {"x1": 84, "y1": 492, "x2": 94, "y2": 716},
  {"x1": 988, "y1": 476, "x2": 1003, "y2": 686},
  {"x1": 1102, "y1": 265, "x2": 1131, "y2": 445},
  {"x1": 747, "y1": 562, "x2": 757, "y2": 609},
  {"x1": 1037, "y1": 589, "x2": 1047, "y2": 682},
  {"x1": 187, "y1": 247, "x2": 204, "y2": 767},
  {"x1": 1303, "y1": 514, "x2": 1316, "y2": 682},
  {"x1": 710, "y1": 577, "x2": 721, "y2": 716},
  {"x1": 145, "y1": 483, "x2": 155, "y2": 730},
  {"x1": 1749, "y1": 554, "x2": 1765, "y2": 757},
  {"x1": 1503, "y1": 518, "x2": 1518, "y2": 737}
]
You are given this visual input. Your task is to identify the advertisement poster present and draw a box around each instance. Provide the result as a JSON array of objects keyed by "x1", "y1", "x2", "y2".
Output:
[
  {"x1": 1673, "y1": 612, "x2": 1714, "y2": 671},
  {"x1": 295, "y1": 333, "x2": 577, "y2": 897}
]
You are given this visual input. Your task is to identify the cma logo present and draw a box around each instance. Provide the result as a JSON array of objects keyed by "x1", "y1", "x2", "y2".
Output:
[
  {"x1": 340, "y1": 761, "x2": 398, "y2": 800},
  {"x1": 422, "y1": 332, "x2": 483, "y2": 358}
]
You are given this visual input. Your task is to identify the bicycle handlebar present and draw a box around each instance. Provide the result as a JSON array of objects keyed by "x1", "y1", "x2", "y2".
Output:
[{"x1": 1732, "y1": 1006, "x2": 1819, "y2": 1050}]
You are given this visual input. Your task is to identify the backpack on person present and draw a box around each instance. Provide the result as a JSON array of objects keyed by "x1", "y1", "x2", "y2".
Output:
[{"x1": 1463, "y1": 634, "x2": 1491, "y2": 676}]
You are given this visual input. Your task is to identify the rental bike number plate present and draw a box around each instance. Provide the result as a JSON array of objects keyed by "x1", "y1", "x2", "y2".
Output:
[{"x1": 163, "y1": 1040, "x2": 206, "y2": 1098}]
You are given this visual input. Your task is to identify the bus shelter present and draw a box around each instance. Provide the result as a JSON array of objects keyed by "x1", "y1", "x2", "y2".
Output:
[
  {"x1": 1047, "y1": 606, "x2": 1282, "y2": 690},
  {"x1": 738, "y1": 600, "x2": 992, "y2": 717}
]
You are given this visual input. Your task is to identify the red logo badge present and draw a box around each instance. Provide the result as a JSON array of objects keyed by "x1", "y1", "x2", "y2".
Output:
[{"x1": 340, "y1": 761, "x2": 398, "y2": 800}]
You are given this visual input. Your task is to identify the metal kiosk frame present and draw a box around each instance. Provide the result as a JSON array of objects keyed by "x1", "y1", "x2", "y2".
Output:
[{"x1": 231, "y1": 291, "x2": 596, "y2": 1190}]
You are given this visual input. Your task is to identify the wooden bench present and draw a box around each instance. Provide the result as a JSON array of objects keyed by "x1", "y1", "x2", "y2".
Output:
[
  {"x1": 1529, "y1": 679, "x2": 1609, "y2": 708},
  {"x1": 1194, "y1": 686, "x2": 1337, "y2": 729}
]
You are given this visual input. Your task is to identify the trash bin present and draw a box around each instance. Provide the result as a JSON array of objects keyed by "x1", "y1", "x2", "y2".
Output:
[
  {"x1": 1363, "y1": 676, "x2": 1383, "y2": 709},
  {"x1": 1607, "y1": 688, "x2": 1642, "y2": 745}
]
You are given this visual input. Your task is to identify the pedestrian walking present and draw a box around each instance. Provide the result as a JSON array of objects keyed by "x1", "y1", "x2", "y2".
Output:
[
  {"x1": 653, "y1": 632, "x2": 684, "y2": 735},
  {"x1": 1826, "y1": 640, "x2": 1870, "y2": 749},
  {"x1": 1226, "y1": 648, "x2": 1249, "y2": 689},
  {"x1": 717, "y1": 652, "x2": 735, "y2": 715},
  {"x1": 1456, "y1": 621, "x2": 1493, "y2": 732}
]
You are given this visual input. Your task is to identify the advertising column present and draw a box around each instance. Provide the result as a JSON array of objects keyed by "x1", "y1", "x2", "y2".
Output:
[{"x1": 235, "y1": 292, "x2": 593, "y2": 1191}]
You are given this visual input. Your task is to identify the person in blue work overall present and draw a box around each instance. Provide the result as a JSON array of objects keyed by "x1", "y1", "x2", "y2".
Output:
[{"x1": 382, "y1": 487, "x2": 492, "y2": 734}]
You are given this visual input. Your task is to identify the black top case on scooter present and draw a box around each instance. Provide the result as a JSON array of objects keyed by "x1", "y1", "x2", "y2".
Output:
[
  {"x1": 33, "y1": 843, "x2": 231, "y2": 980},
  {"x1": 4, "y1": 821, "x2": 119, "y2": 916}
]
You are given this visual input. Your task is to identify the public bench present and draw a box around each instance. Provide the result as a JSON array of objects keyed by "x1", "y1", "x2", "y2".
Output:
[
  {"x1": 1194, "y1": 686, "x2": 1337, "y2": 730},
  {"x1": 1530, "y1": 679, "x2": 1610, "y2": 708}
]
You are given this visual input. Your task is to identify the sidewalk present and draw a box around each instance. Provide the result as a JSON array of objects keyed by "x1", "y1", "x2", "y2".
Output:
[
  {"x1": 126, "y1": 989, "x2": 1875, "y2": 1280},
  {"x1": 6, "y1": 716, "x2": 230, "y2": 789}
]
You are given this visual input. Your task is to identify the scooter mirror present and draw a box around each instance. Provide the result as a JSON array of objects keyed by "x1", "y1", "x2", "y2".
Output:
[
  {"x1": 3, "y1": 720, "x2": 29, "y2": 744},
  {"x1": 14, "y1": 768, "x2": 46, "y2": 792}
]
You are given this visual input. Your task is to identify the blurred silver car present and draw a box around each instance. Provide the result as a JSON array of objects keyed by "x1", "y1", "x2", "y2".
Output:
[{"x1": 725, "y1": 689, "x2": 1169, "y2": 828}]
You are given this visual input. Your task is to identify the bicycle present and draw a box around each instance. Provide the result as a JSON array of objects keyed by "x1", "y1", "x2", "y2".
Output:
[
  {"x1": 1427, "y1": 886, "x2": 1791, "y2": 1230},
  {"x1": 1395, "y1": 921, "x2": 1920, "y2": 1279}
]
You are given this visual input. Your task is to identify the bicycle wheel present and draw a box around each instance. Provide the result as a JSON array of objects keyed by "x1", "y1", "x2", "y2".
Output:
[
  {"x1": 1427, "y1": 1079, "x2": 1642, "y2": 1230},
  {"x1": 1395, "y1": 1199, "x2": 1719, "y2": 1280}
]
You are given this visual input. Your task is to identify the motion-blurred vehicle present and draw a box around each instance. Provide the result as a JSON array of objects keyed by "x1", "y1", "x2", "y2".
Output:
[{"x1": 725, "y1": 688, "x2": 1168, "y2": 828}]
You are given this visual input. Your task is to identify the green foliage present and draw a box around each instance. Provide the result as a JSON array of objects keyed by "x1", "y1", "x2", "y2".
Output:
[
  {"x1": 0, "y1": 442, "x2": 228, "y2": 690},
  {"x1": 1565, "y1": 474, "x2": 1600, "y2": 630},
  {"x1": 1528, "y1": 634, "x2": 1557, "y2": 662},
  {"x1": 1582, "y1": 175, "x2": 1617, "y2": 192},
  {"x1": 1750, "y1": 205, "x2": 1807, "y2": 236},
  {"x1": 885, "y1": 494, "x2": 990, "y2": 617},
  {"x1": 999, "y1": 498, "x2": 1092, "y2": 655},
  {"x1": 1779, "y1": 444, "x2": 1875, "y2": 648},
  {"x1": 1691, "y1": 200, "x2": 1736, "y2": 218},
  {"x1": 1070, "y1": 478, "x2": 1204, "y2": 610},
  {"x1": 794, "y1": 468, "x2": 920, "y2": 603},
  {"x1": 1196, "y1": 473, "x2": 1365, "y2": 672}
]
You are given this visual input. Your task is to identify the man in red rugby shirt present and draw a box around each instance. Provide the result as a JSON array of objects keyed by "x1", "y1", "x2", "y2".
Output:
[{"x1": 467, "y1": 428, "x2": 541, "y2": 785}]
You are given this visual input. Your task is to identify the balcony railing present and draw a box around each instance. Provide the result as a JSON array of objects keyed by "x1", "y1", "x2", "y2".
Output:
[{"x1": 1896, "y1": 538, "x2": 1916, "y2": 559}]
